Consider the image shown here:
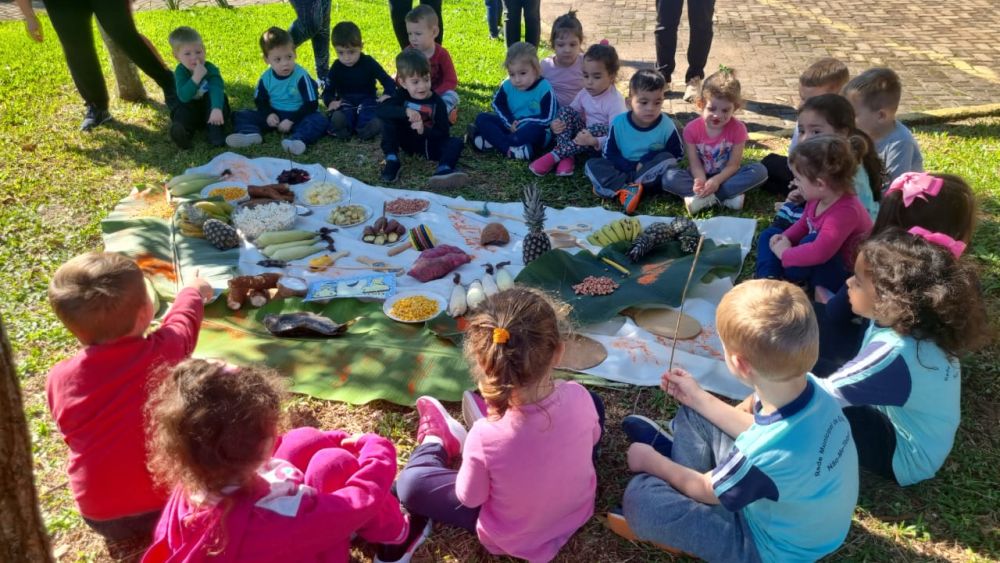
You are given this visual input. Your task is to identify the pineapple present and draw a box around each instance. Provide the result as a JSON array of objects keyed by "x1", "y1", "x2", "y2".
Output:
[
  {"x1": 626, "y1": 218, "x2": 701, "y2": 262},
  {"x1": 203, "y1": 218, "x2": 240, "y2": 250},
  {"x1": 521, "y1": 184, "x2": 551, "y2": 264}
]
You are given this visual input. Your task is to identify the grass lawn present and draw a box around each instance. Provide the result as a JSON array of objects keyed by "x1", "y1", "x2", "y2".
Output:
[{"x1": 2, "y1": 1, "x2": 998, "y2": 561}]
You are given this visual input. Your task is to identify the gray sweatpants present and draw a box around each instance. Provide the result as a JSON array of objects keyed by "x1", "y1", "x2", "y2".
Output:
[{"x1": 622, "y1": 406, "x2": 762, "y2": 562}]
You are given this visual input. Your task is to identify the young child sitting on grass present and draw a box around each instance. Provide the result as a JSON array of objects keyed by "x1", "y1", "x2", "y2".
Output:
[
  {"x1": 661, "y1": 67, "x2": 768, "y2": 213},
  {"x1": 761, "y1": 57, "x2": 850, "y2": 195},
  {"x1": 845, "y1": 67, "x2": 923, "y2": 187},
  {"x1": 226, "y1": 27, "x2": 327, "y2": 156},
  {"x1": 323, "y1": 21, "x2": 396, "y2": 140},
  {"x1": 404, "y1": 5, "x2": 459, "y2": 119},
  {"x1": 385, "y1": 288, "x2": 604, "y2": 563},
  {"x1": 611, "y1": 279, "x2": 858, "y2": 561},
  {"x1": 530, "y1": 42, "x2": 626, "y2": 178},
  {"x1": 539, "y1": 10, "x2": 585, "y2": 108},
  {"x1": 167, "y1": 26, "x2": 230, "y2": 149},
  {"x1": 818, "y1": 227, "x2": 987, "y2": 486},
  {"x1": 584, "y1": 69, "x2": 682, "y2": 214},
  {"x1": 143, "y1": 359, "x2": 415, "y2": 562},
  {"x1": 376, "y1": 49, "x2": 469, "y2": 189},
  {"x1": 46, "y1": 252, "x2": 212, "y2": 548},
  {"x1": 468, "y1": 42, "x2": 557, "y2": 161}
]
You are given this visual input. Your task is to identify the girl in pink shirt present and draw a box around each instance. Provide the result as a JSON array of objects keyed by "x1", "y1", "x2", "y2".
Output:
[
  {"x1": 539, "y1": 11, "x2": 584, "y2": 108},
  {"x1": 755, "y1": 134, "x2": 873, "y2": 293},
  {"x1": 143, "y1": 359, "x2": 414, "y2": 563},
  {"x1": 531, "y1": 42, "x2": 627, "y2": 177},
  {"x1": 387, "y1": 288, "x2": 605, "y2": 563}
]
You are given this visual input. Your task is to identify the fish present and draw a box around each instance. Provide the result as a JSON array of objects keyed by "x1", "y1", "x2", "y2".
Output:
[{"x1": 262, "y1": 312, "x2": 359, "y2": 338}]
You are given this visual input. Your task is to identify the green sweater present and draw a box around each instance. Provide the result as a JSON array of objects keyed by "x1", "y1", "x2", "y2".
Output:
[{"x1": 173, "y1": 62, "x2": 226, "y2": 109}]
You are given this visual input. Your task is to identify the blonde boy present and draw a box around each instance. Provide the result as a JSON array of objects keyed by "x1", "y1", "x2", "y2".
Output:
[
  {"x1": 168, "y1": 26, "x2": 230, "y2": 148},
  {"x1": 404, "y1": 5, "x2": 459, "y2": 116},
  {"x1": 611, "y1": 280, "x2": 859, "y2": 561},
  {"x1": 46, "y1": 252, "x2": 211, "y2": 542}
]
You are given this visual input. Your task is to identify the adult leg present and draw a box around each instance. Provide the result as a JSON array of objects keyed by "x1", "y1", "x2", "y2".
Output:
[
  {"x1": 486, "y1": 0, "x2": 503, "y2": 37},
  {"x1": 93, "y1": 0, "x2": 175, "y2": 98},
  {"x1": 42, "y1": 0, "x2": 107, "y2": 110},
  {"x1": 503, "y1": 0, "x2": 523, "y2": 47},
  {"x1": 420, "y1": 0, "x2": 444, "y2": 44},
  {"x1": 684, "y1": 0, "x2": 716, "y2": 83},
  {"x1": 654, "y1": 0, "x2": 683, "y2": 83},
  {"x1": 584, "y1": 158, "x2": 631, "y2": 199},
  {"x1": 394, "y1": 442, "x2": 480, "y2": 532},
  {"x1": 754, "y1": 225, "x2": 786, "y2": 279},
  {"x1": 389, "y1": 0, "x2": 414, "y2": 50},
  {"x1": 522, "y1": 0, "x2": 541, "y2": 46},
  {"x1": 715, "y1": 162, "x2": 769, "y2": 200},
  {"x1": 474, "y1": 112, "x2": 514, "y2": 153},
  {"x1": 314, "y1": 0, "x2": 332, "y2": 79},
  {"x1": 843, "y1": 406, "x2": 898, "y2": 482}
]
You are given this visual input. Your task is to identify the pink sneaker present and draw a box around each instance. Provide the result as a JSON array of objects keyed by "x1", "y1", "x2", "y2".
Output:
[
  {"x1": 461, "y1": 390, "x2": 488, "y2": 427},
  {"x1": 416, "y1": 396, "x2": 467, "y2": 458},
  {"x1": 529, "y1": 152, "x2": 557, "y2": 176},
  {"x1": 555, "y1": 157, "x2": 575, "y2": 177}
]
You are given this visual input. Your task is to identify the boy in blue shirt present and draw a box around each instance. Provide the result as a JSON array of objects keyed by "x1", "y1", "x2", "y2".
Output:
[
  {"x1": 323, "y1": 21, "x2": 396, "y2": 141},
  {"x1": 375, "y1": 50, "x2": 468, "y2": 189},
  {"x1": 584, "y1": 69, "x2": 683, "y2": 214},
  {"x1": 610, "y1": 280, "x2": 859, "y2": 562},
  {"x1": 226, "y1": 27, "x2": 328, "y2": 156}
]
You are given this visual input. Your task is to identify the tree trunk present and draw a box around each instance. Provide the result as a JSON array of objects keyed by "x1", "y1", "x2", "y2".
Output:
[
  {"x1": 0, "y1": 314, "x2": 53, "y2": 562},
  {"x1": 98, "y1": 23, "x2": 148, "y2": 103}
]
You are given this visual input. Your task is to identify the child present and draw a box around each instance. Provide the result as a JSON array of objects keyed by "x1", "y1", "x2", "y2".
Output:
[
  {"x1": 167, "y1": 26, "x2": 230, "y2": 149},
  {"x1": 45, "y1": 252, "x2": 211, "y2": 545},
  {"x1": 405, "y1": 5, "x2": 459, "y2": 117},
  {"x1": 761, "y1": 57, "x2": 850, "y2": 195},
  {"x1": 530, "y1": 42, "x2": 626, "y2": 177},
  {"x1": 226, "y1": 27, "x2": 327, "y2": 156},
  {"x1": 323, "y1": 21, "x2": 396, "y2": 140},
  {"x1": 755, "y1": 135, "x2": 873, "y2": 293},
  {"x1": 844, "y1": 68, "x2": 923, "y2": 187},
  {"x1": 375, "y1": 49, "x2": 469, "y2": 189},
  {"x1": 817, "y1": 228, "x2": 987, "y2": 485},
  {"x1": 385, "y1": 288, "x2": 604, "y2": 563},
  {"x1": 772, "y1": 94, "x2": 884, "y2": 229},
  {"x1": 611, "y1": 280, "x2": 858, "y2": 561},
  {"x1": 539, "y1": 11, "x2": 585, "y2": 108},
  {"x1": 467, "y1": 42, "x2": 557, "y2": 161},
  {"x1": 814, "y1": 172, "x2": 977, "y2": 376},
  {"x1": 661, "y1": 68, "x2": 767, "y2": 213},
  {"x1": 584, "y1": 69, "x2": 683, "y2": 214},
  {"x1": 143, "y1": 359, "x2": 418, "y2": 561}
]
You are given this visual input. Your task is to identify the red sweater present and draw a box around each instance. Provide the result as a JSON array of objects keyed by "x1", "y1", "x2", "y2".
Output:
[
  {"x1": 46, "y1": 288, "x2": 204, "y2": 520},
  {"x1": 428, "y1": 44, "x2": 457, "y2": 95},
  {"x1": 781, "y1": 194, "x2": 872, "y2": 269}
]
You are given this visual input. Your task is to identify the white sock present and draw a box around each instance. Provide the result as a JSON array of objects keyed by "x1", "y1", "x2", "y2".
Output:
[{"x1": 421, "y1": 435, "x2": 444, "y2": 446}]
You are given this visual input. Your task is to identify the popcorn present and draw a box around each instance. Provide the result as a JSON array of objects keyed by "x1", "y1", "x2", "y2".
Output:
[{"x1": 232, "y1": 202, "x2": 297, "y2": 240}]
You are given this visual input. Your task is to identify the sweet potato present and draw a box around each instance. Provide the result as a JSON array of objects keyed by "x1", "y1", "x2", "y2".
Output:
[{"x1": 407, "y1": 245, "x2": 471, "y2": 282}]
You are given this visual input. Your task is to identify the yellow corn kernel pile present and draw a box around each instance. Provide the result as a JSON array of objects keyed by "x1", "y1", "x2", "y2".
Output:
[
  {"x1": 208, "y1": 186, "x2": 247, "y2": 200},
  {"x1": 390, "y1": 295, "x2": 439, "y2": 322},
  {"x1": 130, "y1": 199, "x2": 176, "y2": 219}
]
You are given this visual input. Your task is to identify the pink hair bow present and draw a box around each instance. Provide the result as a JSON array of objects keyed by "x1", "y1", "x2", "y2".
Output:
[
  {"x1": 887, "y1": 172, "x2": 943, "y2": 207},
  {"x1": 908, "y1": 226, "x2": 966, "y2": 258}
]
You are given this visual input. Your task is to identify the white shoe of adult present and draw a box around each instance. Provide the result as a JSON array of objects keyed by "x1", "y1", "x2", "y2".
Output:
[{"x1": 682, "y1": 77, "x2": 702, "y2": 103}]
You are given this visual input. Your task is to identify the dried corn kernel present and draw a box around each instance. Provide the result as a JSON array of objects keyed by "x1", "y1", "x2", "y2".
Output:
[
  {"x1": 208, "y1": 186, "x2": 247, "y2": 201},
  {"x1": 129, "y1": 199, "x2": 176, "y2": 219},
  {"x1": 390, "y1": 295, "x2": 440, "y2": 322}
]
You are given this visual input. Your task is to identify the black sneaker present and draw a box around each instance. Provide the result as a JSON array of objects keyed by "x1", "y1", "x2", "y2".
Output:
[
  {"x1": 428, "y1": 167, "x2": 469, "y2": 190},
  {"x1": 357, "y1": 117, "x2": 383, "y2": 141},
  {"x1": 80, "y1": 106, "x2": 112, "y2": 132},
  {"x1": 207, "y1": 124, "x2": 226, "y2": 147},
  {"x1": 374, "y1": 514, "x2": 431, "y2": 563},
  {"x1": 464, "y1": 123, "x2": 480, "y2": 148},
  {"x1": 328, "y1": 111, "x2": 351, "y2": 139},
  {"x1": 169, "y1": 121, "x2": 193, "y2": 149},
  {"x1": 380, "y1": 159, "x2": 402, "y2": 183},
  {"x1": 622, "y1": 414, "x2": 673, "y2": 458}
]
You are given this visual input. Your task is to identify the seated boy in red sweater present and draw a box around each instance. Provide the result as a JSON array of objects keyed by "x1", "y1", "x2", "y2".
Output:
[{"x1": 45, "y1": 252, "x2": 212, "y2": 545}]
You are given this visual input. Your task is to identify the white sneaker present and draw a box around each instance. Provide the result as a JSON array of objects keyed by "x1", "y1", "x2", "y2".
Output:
[
  {"x1": 682, "y1": 77, "x2": 702, "y2": 103},
  {"x1": 473, "y1": 136, "x2": 493, "y2": 151},
  {"x1": 721, "y1": 193, "x2": 745, "y2": 210},
  {"x1": 225, "y1": 132, "x2": 262, "y2": 148},
  {"x1": 281, "y1": 139, "x2": 306, "y2": 156},
  {"x1": 508, "y1": 144, "x2": 531, "y2": 160},
  {"x1": 684, "y1": 194, "x2": 718, "y2": 214}
]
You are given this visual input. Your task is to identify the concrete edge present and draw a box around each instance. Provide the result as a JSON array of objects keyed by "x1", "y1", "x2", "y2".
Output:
[{"x1": 749, "y1": 103, "x2": 1000, "y2": 141}]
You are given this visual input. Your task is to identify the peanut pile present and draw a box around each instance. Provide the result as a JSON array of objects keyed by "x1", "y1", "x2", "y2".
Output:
[
  {"x1": 572, "y1": 276, "x2": 619, "y2": 296},
  {"x1": 386, "y1": 197, "x2": 429, "y2": 215}
]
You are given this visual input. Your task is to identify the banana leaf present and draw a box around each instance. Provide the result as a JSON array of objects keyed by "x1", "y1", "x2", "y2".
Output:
[{"x1": 514, "y1": 240, "x2": 742, "y2": 326}]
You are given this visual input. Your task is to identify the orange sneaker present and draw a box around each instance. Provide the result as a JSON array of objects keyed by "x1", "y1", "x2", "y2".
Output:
[
  {"x1": 448, "y1": 107, "x2": 458, "y2": 125},
  {"x1": 606, "y1": 509, "x2": 689, "y2": 556},
  {"x1": 617, "y1": 183, "x2": 644, "y2": 215}
]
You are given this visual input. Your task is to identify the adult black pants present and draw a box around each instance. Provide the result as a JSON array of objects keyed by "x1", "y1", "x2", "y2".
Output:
[
  {"x1": 503, "y1": 0, "x2": 540, "y2": 47},
  {"x1": 389, "y1": 0, "x2": 444, "y2": 49},
  {"x1": 654, "y1": 0, "x2": 715, "y2": 84}
]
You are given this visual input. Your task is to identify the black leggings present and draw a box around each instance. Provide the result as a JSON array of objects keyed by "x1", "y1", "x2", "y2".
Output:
[
  {"x1": 389, "y1": 0, "x2": 444, "y2": 50},
  {"x1": 42, "y1": 0, "x2": 175, "y2": 111},
  {"x1": 503, "y1": 0, "x2": 540, "y2": 47},
  {"x1": 843, "y1": 406, "x2": 898, "y2": 482}
]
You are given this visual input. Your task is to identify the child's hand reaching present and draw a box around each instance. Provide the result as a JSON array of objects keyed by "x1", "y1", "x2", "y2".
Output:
[
  {"x1": 327, "y1": 99, "x2": 343, "y2": 111},
  {"x1": 574, "y1": 130, "x2": 597, "y2": 148},
  {"x1": 191, "y1": 60, "x2": 208, "y2": 84},
  {"x1": 663, "y1": 368, "x2": 708, "y2": 408},
  {"x1": 207, "y1": 108, "x2": 224, "y2": 126},
  {"x1": 185, "y1": 273, "x2": 214, "y2": 302},
  {"x1": 550, "y1": 118, "x2": 566, "y2": 134},
  {"x1": 277, "y1": 119, "x2": 294, "y2": 133},
  {"x1": 266, "y1": 113, "x2": 280, "y2": 128},
  {"x1": 769, "y1": 234, "x2": 792, "y2": 258}
]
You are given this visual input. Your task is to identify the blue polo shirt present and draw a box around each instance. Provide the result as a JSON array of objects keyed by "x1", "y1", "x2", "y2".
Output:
[
  {"x1": 817, "y1": 324, "x2": 960, "y2": 485},
  {"x1": 712, "y1": 377, "x2": 859, "y2": 562}
]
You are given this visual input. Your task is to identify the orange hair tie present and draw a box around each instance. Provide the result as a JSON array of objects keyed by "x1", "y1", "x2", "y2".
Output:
[{"x1": 492, "y1": 327, "x2": 510, "y2": 345}]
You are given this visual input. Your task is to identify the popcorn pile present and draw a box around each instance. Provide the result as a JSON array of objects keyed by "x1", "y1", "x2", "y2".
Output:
[{"x1": 232, "y1": 201, "x2": 297, "y2": 240}]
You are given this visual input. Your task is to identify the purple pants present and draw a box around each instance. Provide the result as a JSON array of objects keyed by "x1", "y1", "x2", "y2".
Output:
[
  {"x1": 552, "y1": 107, "x2": 608, "y2": 160},
  {"x1": 276, "y1": 427, "x2": 408, "y2": 544}
]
